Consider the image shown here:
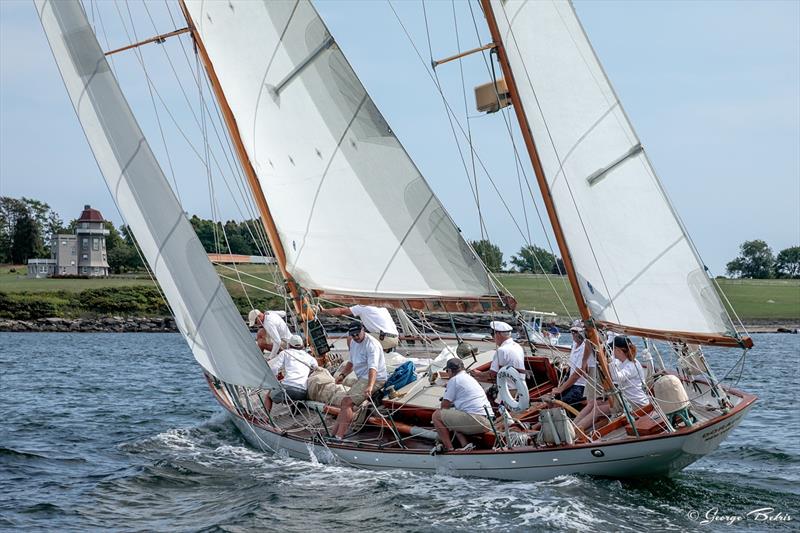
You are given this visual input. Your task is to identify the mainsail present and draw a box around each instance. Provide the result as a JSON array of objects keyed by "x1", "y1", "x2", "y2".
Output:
[
  {"x1": 36, "y1": 0, "x2": 278, "y2": 389},
  {"x1": 489, "y1": 0, "x2": 736, "y2": 339},
  {"x1": 183, "y1": 0, "x2": 498, "y2": 303}
]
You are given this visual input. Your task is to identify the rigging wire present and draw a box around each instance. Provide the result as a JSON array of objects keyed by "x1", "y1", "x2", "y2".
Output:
[
  {"x1": 121, "y1": 0, "x2": 183, "y2": 205},
  {"x1": 452, "y1": 0, "x2": 486, "y2": 240},
  {"x1": 409, "y1": 0, "x2": 488, "y2": 246},
  {"x1": 82, "y1": 0, "x2": 172, "y2": 315},
  {"x1": 466, "y1": 0, "x2": 571, "y2": 292},
  {"x1": 388, "y1": 0, "x2": 575, "y2": 319}
]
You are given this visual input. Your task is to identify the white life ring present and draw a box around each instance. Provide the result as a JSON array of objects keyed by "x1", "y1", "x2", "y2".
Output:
[{"x1": 497, "y1": 366, "x2": 529, "y2": 411}]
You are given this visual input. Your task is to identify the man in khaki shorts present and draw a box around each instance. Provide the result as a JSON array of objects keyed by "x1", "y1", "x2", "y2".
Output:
[
  {"x1": 331, "y1": 321, "x2": 387, "y2": 440},
  {"x1": 431, "y1": 358, "x2": 493, "y2": 453}
]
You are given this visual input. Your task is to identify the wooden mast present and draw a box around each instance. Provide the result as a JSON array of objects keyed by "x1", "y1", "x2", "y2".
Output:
[
  {"x1": 178, "y1": 1, "x2": 309, "y2": 320},
  {"x1": 479, "y1": 0, "x2": 614, "y2": 391}
]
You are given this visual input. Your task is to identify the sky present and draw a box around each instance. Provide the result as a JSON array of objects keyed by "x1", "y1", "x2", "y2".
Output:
[{"x1": 1, "y1": 0, "x2": 798, "y2": 276}]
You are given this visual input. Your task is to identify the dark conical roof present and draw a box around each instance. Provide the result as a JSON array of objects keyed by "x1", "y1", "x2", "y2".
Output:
[{"x1": 77, "y1": 204, "x2": 105, "y2": 223}]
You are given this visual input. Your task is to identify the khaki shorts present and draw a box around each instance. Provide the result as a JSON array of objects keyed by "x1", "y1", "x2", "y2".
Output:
[
  {"x1": 584, "y1": 366, "x2": 599, "y2": 401},
  {"x1": 367, "y1": 331, "x2": 399, "y2": 351},
  {"x1": 345, "y1": 378, "x2": 386, "y2": 405},
  {"x1": 439, "y1": 408, "x2": 492, "y2": 435}
]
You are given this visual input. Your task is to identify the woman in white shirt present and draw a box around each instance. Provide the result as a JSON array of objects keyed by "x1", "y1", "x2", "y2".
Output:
[{"x1": 573, "y1": 335, "x2": 650, "y2": 432}]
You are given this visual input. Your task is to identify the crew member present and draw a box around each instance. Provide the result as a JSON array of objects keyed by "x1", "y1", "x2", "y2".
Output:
[
  {"x1": 551, "y1": 321, "x2": 588, "y2": 407},
  {"x1": 431, "y1": 357, "x2": 493, "y2": 452},
  {"x1": 263, "y1": 335, "x2": 318, "y2": 412},
  {"x1": 249, "y1": 308, "x2": 292, "y2": 359},
  {"x1": 317, "y1": 304, "x2": 399, "y2": 351},
  {"x1": 330, "y1": 321, "x2": 388, "y2": 440},
  {"x1": 473, "y1": 320, "x2": 525, "y2": 382}
]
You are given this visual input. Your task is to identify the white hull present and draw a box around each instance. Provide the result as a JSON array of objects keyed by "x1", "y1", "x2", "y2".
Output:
[{"x1": 226, "y1": 398, "x2": 754, "y2": 481}]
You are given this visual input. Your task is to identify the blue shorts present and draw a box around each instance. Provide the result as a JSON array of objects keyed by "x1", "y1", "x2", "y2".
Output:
[{"x1": 558, "y1": 384, "x2": 585, "y2": 407}]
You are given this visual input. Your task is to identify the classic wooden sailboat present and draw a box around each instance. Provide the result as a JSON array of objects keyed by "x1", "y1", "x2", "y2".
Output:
[{"x1": 37, "y1": 0, "x2": 756, "y2": 481}]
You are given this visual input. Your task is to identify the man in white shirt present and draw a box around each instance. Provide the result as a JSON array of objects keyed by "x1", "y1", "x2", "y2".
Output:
[
  {"x1": 551, "y1": 322, "x2": 588, "y2": 407},
  {"x1": 263, "y1": 335, "x2": 318, "y2": 412},
  {"x1": 472, "y1": 320, "x2": 525, "y2": 383},
  {"x1": 432, "y1": 357, "x2": 493, "y2": 452},
  {"x1": 248, "y1": 308, "x2": 292, "y2": 359},
  {"x1": 330, "y1": 321, "x2": 388, "y2": 440},
  {"x1": 317, "y1": 304, "x2": 399, "y2": 351}
]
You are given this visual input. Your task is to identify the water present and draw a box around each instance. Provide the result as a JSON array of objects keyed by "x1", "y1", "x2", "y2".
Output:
[{"x1": 1, "y1": 332, "x2": 798, "y2": 531}]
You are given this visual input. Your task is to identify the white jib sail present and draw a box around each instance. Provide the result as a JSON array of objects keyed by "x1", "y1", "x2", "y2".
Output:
[
  {"x1": 184, "y1": 0, "x2": 496, "y2": 301},
  {"x1": 36, "y1": 0, "x2": 278, "y2": 389},
  {"x1": 491, "y1": 0, "x2": 734, "y2": 336}
]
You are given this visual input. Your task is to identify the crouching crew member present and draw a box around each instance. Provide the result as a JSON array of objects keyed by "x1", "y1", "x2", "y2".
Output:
[
  {"x1": 263, "y1": 334, "x2": 318, "y2": 412},
  {"x1": 249, "y1": 308, "x2": 293, "y2": 360},
  {"x1": 432, "y1": 357, "x2": 493, "y2": 452},
  {"x1": 317, "y1": 304, "x2": 399, "y2": 351}
]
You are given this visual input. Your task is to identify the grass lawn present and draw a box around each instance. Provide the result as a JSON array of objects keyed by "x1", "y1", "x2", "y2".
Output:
[
  {"x1": 0, "y1": 265, "x2": 155, "y2": 292},
  {"x1": 497, "y1": 274, "x2": 799, "y2": 322},
  {"x1": 715, "y1": 278, "x2": 800, "y2": 322},
  {"x1": 495, "y1": 273, "x2": 578, "y2": 316},
  {"x1": 2, "y1": 265, "x2": 797, "y2": 322}
]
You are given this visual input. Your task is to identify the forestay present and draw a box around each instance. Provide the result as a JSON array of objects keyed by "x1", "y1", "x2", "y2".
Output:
[
  {"x1": 36, "y1": 0, "x2": 278, "y2": 389},
  {"x1": 184, "y1": 0, "x2": 496, "y2": 301},
  {"x1": 490, "y1": 0, "x2": 734, "y2": 337}
]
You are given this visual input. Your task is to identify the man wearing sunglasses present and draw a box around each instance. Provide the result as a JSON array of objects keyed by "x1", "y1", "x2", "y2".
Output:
[{"x1": 331, "y1": 321, "x2": 388, "y2": 440}]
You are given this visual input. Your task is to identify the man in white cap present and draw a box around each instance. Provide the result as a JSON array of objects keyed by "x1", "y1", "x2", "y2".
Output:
[
  {"x1": 316, "y1": 304, "x2": 399, "y2": 351},
  {"x1": 262, "y1": 334, "x2": 318, "y2": 412},
  {"x1": 551, "y1": 320, "x2": 589, "y2": 407},
  {"x1": 248, "y1": 308, "x2": 292, "y2": 360},
  {"x1": 472, "y1": 320, "x2": 525, "y2": 382}
]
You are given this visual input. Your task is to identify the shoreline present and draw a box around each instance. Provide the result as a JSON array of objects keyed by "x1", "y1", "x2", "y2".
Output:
[{"x1": 0, "y1": 316, "x2": 796, "y2": 335}]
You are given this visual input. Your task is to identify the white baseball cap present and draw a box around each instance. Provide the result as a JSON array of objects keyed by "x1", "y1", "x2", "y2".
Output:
[
  {"x1": 247, "y1": 309, "x2": 262, "y2": 327},
  {"x1": 489, "y1": 320, "x2": 513, "y2": 332},
  {"x1": 288, "y1": 334, "x2": 304, "y2": 348}
]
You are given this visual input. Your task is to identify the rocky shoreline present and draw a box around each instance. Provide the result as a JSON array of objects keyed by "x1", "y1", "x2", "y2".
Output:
[
  {"x1": 0, "y1": 316, "x2": 176, "y2": 333},
  {"x1": 0, "y1": 315, "x2": 796, "y2": 335}
]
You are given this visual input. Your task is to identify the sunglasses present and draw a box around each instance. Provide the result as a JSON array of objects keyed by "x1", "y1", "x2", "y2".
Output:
[{"x1": 349, "y1": 330, "x2": 362, "y2": 337}]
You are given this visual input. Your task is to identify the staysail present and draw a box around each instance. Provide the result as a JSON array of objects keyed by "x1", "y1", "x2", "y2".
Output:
[
  {"x1": 36, "y1": 0, "x2": 278, "y2": 389},
  {"x1": 183, "y1": 0, "x2": 498, "y2": 304},
  {"x1": 489, "y1": 0, "x2": 736, "y2": 338}
]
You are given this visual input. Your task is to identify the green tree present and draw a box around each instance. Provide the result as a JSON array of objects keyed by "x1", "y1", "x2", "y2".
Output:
[
  {"x1": 108, "y1": 245, "x2": 144, "y2": 273},
  {"x1": 0, "y1": 197, "x2": 29, "y2": 263},
  {"x1": 20, "y1": 197, "x2": 50, "y2": 235},
  {"x1": 11, "y1": 213, "x2": 46, "y2": 264},
  {"x1": 550, "y1": 257, "x2": 566, "y2": 275},
  {"x1": 46, "y1": 210, "x2": 67, "y2": 239},
  {"x1": 726, "y1": 239, "x2": 775, "y2": 279},
  {"x1": 775, "y1": 246, "x2": 800, "y2": 279},
  {"x1": 189, "y1": 215, "x2": 227, "y2": 253},
  {"x1": 104, "y1": 221, "x2": 124, "y2": 253},
  {"x1": 511, "y1": 245, "x2": 555, "y2": 274},
  {"x1": 470, "y1": 239, "x2": 504, "y2": 272}
]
